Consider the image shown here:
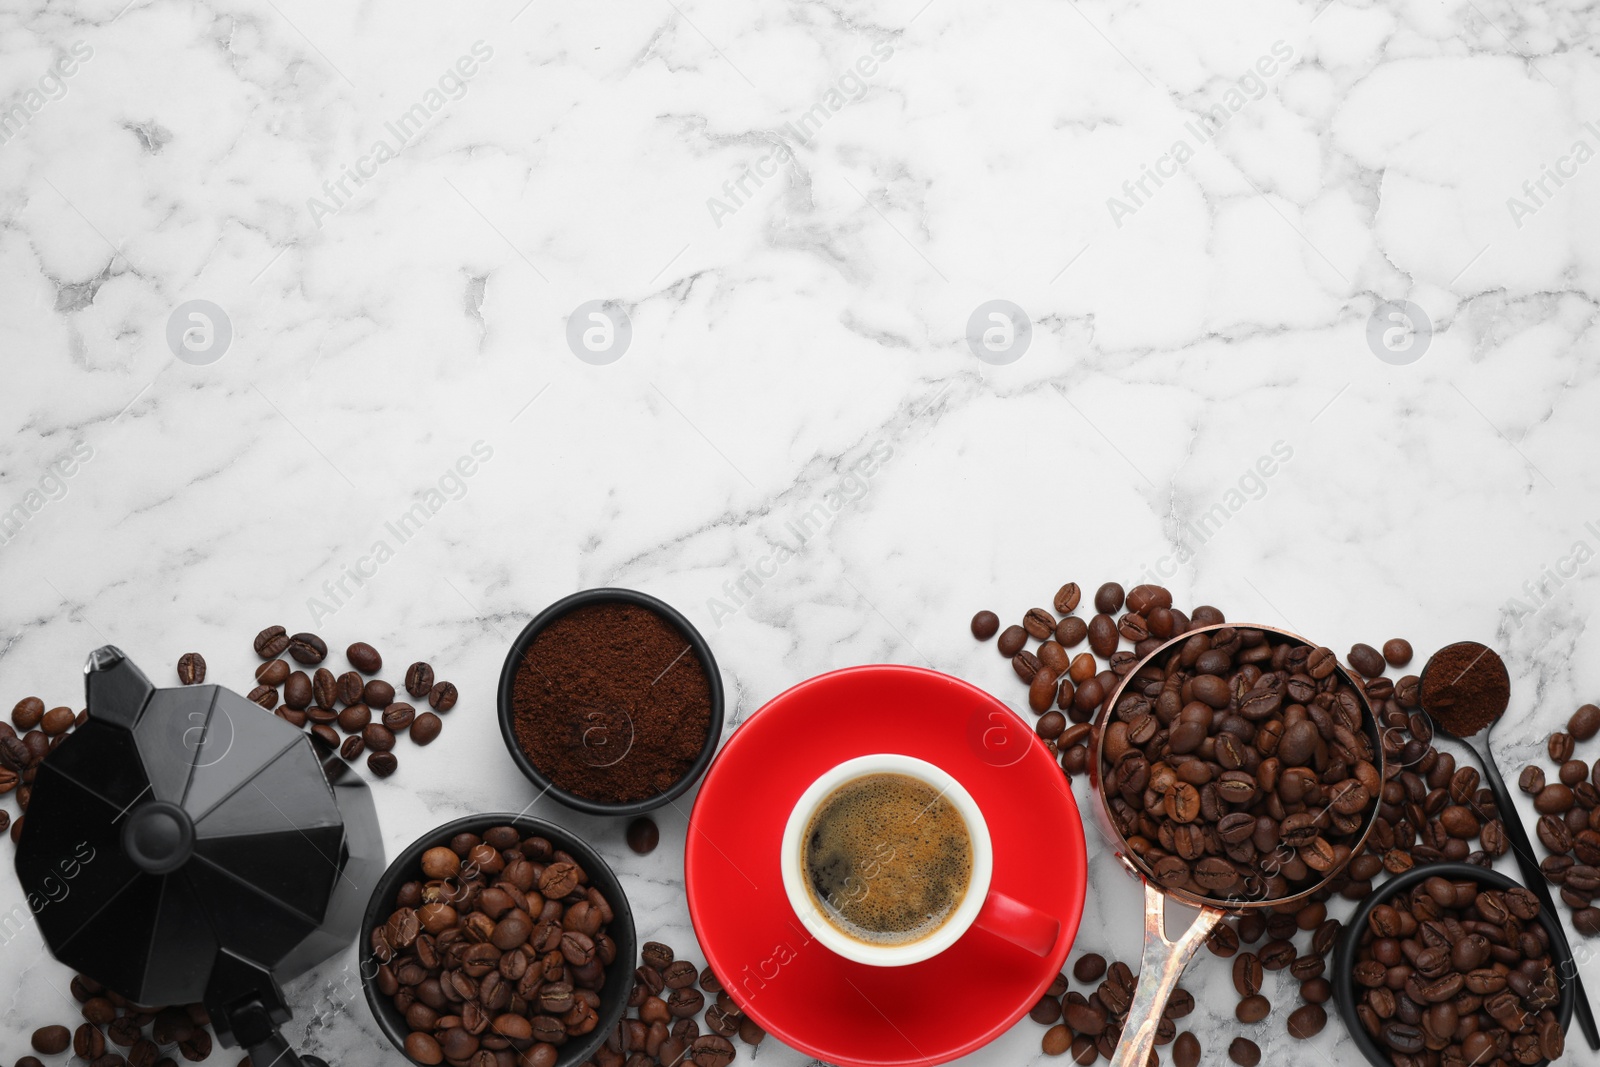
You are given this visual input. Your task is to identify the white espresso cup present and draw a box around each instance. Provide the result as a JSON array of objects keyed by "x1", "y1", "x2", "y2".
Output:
[{"x1": 780, "y1": 753, "x2": 1056, "y2": 967}]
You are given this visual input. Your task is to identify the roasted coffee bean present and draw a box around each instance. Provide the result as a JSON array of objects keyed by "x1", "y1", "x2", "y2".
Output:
[
  {"x1": 337, "y1": 703, "x2": 372, "y2": 733},
  {"x1": 971, "y1": 611, "x2": 1000, "y2": 640},
  {"x1": 1535, "y1": 784, "x2": 1575, "y2": 814},
  {"x1": 430, "y1": 681, "x2": 458, "y2": 712},
  {"x1": 255, "y1": 659, "x2": 290, "y2": 687},
  {"x1": 1041, "y1": 1025, "x2": 1071, "y2": 1056},
  {"x1": 1029, "y1": 669, "x2": 1059, "y2": 713},
  {"x1": 313, "y1": 668, "x2": 338, "y2": 709},
  {"x1": 347, "y1": 641, "x2": 382, "y2": 673},
  {"x1": 1383, "y1": 638, "x2": 1413, "y2": 667},
  {"x1": 1286, "y1": 1003, "x2": 1327, "y2": 1039},
  {"x1": 337, "y1": 671, "x2": 364, "y2": 704},
  {"x1": 283, "y1": 671, "x2": 312, "y2": 710},
  {"x1": 1029, "y1": 995, "x2": 1062, "y2": 1025},
  {"x1": 1232, "y1": 952, "x2": 1263, "y2": 996},
  {"x1": 1064, "y1": 1001, "x2": 1107, "y2": 1036},
  {"x1": 33, "y1": 1026, "x2": 72, "y2": 1054},
  {"x1": 1171, "y1": 1032, "x2": 1200, "y2": 1067},
  {"x1": 399, "y1": 661, "x2": 435, "y2": 700},
  {"x1": 247, "y1": 685, "x2": 278, "y2": 710},
  {"x1": 1087, "y1": 614, "x2": 1118, "y2": 657},
  {"x1": 363, "y1": 723, "x2": 396, "y2": 753},
  {"x1": 367, "y1": 751, "x2": 398, "y2": 777},
  {"x1": 691, "y1": 1035, "x2": 735, "y2": 1067},
  {"x1": 1024, "y1": 608, "x2": 1057, "y2": 640},
  {"x1": 310, "y1": 723, "x2": 340, "y2": 748},
  {"x1": 617, "y1": 819, "x2": 656, "y2": 857},
  {"x1": 287, "y1": 632, "x2": 327, "y2": 664},
  {"x1": 1057, "y1": 617, "x2": 1088, "y2": 648},
  {"x1": 1348, "y1": 643, "x2": 1385, "y2": 678},
  {"x1": 1037, "y1": 640, "x2": 1070, "y2": 673},
  {"x1": 1228, "y1": 1037, "x2": 1260, "y2": 1067},
  {"x1": 412, "y1": 711, "x2": 442, "y2": 746},
  {"x1": 1013, "y1": 650, "x2": 1042, "y2": 683},
  {"x1": 74, "y1": 1023, "x2": 106, "y2": 1059},
  {"x1": 1258, "y1": 939, "x2": 1295, "y2": 970},
  {"x1": 41, "y1": 706, "x2": 74, "y2": 736},
  {"x1": 405, "y1": 1032, "x2": 443, "y2": 1064},
  {"x1": 254, "y1": 625, "x2": 290, "y2": 658},
  {"x1": 177, "y1": 653, "x2": 206, "y2": 685},
  {"x1": 1054, "y1": 583, "x2": 1082, "y2": 615},
  {"x1": 998, "y1": 625, "x2": 1027, "y2": 656},
  {"x1": 1094, "y1": 582, "x2": 1124, "y2": 614},
  {"x1": 340, "y1": 735, "x2": 365, "y2": 761},
  {"x1": 1207, "y1": 923, "x2": 1240, "y2": 958},
  {"x1": 1073, "y1": 953, "x2": 1107, "y2": 982},
  {"x1": 383, "y1": 703, "x2": 416, "y2": 731},
  {"x1": 11, "y1": 697, "x2": 44, "y2": 729},
  {"x1": 1572, "y1": 703, "x2": 1600, "y2": 741},
  {"x1": 363, "y1": 679, "x2": 395, "y2": 708},
  {"x1": 1551, "y1": 731, "x2": 1577, "y2": 763},
  {"x1": 1235, "y1": 994, "x2": 1270, "y2": 1024},
  {"x1": 1520, "y1": 764, "x2": 1546, "y2": 795}
]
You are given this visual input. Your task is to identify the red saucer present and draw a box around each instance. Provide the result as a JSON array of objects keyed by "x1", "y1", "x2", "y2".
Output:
[{"x1": 685, "y1": 665, "x2": 1086, "y2": 1067}]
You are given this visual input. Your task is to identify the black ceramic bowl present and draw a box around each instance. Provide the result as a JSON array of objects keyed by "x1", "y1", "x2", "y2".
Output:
[
  {"x1": 360, "y1": 813, "x2": 637, "y2": 1066},
  {"x1": 496, "y1": 587, "x2": 725, "y2": 816},
  {"x1": 1333, "y1": 863, "x2": 1574, "y2": 1067}
]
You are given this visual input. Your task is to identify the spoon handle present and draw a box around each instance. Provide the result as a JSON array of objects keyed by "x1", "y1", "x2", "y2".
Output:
[{"x1": 1474, "y1": 732, "x2": 1600, "y2": 1050}]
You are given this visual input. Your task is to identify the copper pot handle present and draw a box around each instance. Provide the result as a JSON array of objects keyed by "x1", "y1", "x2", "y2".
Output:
[{"x1": 1110, "y1": 880, "x2": 1225, "y2": 1067}]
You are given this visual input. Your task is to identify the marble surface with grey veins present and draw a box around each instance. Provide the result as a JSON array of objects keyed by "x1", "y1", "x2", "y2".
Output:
[{"x1": 3, "y1": 0, "x2": 1600, "y2": 1063}]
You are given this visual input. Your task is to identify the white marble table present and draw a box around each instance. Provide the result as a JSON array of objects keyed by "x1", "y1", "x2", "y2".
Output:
[{"x1": 4, "y1": 0, "x2": 1600, "y2": 1063}]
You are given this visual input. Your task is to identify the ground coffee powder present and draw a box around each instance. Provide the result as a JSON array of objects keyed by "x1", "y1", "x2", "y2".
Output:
[
  {"x1": 1419, "y1": 640, "x2": 1510, "y2": 738},
  {"x1": 511, "y1": 600, "x2": 712, "y2": 803}
]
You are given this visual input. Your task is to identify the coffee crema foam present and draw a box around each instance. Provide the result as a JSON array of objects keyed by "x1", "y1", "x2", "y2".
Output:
[{"x1": 802, "y1": 772, "x2": 973, "y2": 946}]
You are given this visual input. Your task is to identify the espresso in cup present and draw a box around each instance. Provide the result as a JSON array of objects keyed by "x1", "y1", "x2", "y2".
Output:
[{"x1": 802, "y1": 771, "x2": 974, "y2": 946}]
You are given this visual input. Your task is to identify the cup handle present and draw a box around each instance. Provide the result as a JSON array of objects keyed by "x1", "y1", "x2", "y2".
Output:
[
  {"x1": 1110, "y1": 881, "x2": 1225, "y2": 1067},
  {"x1": 973, "y1": 889, "x2": 1060, "y2": 957}
]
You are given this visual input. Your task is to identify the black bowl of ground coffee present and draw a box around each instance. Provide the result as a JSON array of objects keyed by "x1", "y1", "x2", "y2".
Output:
[
  {"x1": 1333, "y1": 863, "x2": 1573, "y2": 1067},
  {"x1": 497, "y1": 587, "x2": 724, "y2": 816},
  {"x1": 361, "y1": 813, "x2": 637, "y2": 1067}
]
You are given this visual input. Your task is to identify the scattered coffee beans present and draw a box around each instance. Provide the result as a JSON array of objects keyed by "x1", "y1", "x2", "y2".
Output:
[
  {"x1": 236, "y1": 628, "x2": 457, "y2": 779},
  {"x1": 972, "y1": 611, "x2": 1000, "y2": 640},
  {"x1": 1522, "y1": 712, "x2": 1600, "y2": 934}
]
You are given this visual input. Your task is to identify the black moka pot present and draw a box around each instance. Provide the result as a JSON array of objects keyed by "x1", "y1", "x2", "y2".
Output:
[{"x1": 14, "y1": 647, "x2": 384, "y2": 1067}]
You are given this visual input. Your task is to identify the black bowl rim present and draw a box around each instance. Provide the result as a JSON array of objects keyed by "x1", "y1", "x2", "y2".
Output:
[
  {"x1": 359, "y1": 812, "x2": 638, "y2": 1065},
  {"x1": 1331, "y1": 861, "x2": 1575, "y2": 1067},
  {"x1": 496, "y1": 587, "x2": 725, "y2": 816}
]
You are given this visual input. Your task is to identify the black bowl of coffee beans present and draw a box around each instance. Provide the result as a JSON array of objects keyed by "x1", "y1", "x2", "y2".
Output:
[
  {"x1": 361, "y1": 813, "x2": 637, "y2": 1067},
  {"x1": 1333, "y1": 863, "x2": 1573, "y2": 1067},
  {"x1": 497, "y1": 588, "x2": 725, "y2": 816}
]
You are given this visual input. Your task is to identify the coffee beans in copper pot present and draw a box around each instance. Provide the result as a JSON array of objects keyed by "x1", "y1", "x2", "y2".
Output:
[{"x1": 1100, "y1": 630, "x2": 1377, "y2": 903}]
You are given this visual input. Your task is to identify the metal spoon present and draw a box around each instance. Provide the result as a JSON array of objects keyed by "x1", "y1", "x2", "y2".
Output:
[{"x1": 1419, "y1": 640, "x2": 1600, "y2": 1051}]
